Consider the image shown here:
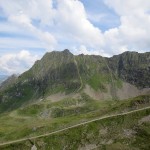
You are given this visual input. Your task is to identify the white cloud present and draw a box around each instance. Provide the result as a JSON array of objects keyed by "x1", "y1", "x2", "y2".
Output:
[
  {"x1": 0, "y1": 37, "x2": 44, "y2": 50},
  {"x1": 0, "y1": 22, "x2": 28, "y2": 35},
  {"x1": 74, "y1": 45, "x2": 100, "y2": 55},
  {"x1": 54, "y1": 0, "x2": 104, "y2": 48},
  {"x1": 0, "y1": 0, "x2": 57, "y2": 50},
  {"x1": 0, "y1": 0, "x2": 105, "y2": 53},
  {"x1": 72, "y1": 45, "x2": 110, "y2": 57},
  {"x1": 9, "y1": 13, "x2": 57, "y2": 50},
  {"x1": 1, "y1": 0, "x2": 150, "y2": 54},
  {"x1": 0, "y1": 50, "x2": 40, "y2": 74},
  {"x1": 0, "y1": 0, "x2": 150, "y2": 74},
  {"x1": 102, "y1": 0, "x2": 150, "y2": 54},
  {"x1": 104, "y1": 0, "x2": 150, "y2": 16},
  {"x1": 0, "y1": 0, "x2": 54, "y2": 25}
]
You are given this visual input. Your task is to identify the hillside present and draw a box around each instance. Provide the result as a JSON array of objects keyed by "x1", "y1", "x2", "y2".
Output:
[
  {"x1": 0, "y1": 50, "x2": 150, "y2": 149},
  {"x1": 0, "y1": 50, "x2": 149, "y2": 113},
  {"x1": 1, "y1": 106, "x2": 150, "y2": 150}
]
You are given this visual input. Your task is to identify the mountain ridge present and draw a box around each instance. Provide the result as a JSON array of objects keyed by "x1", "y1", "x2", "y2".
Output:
[{"x1": 0, "y1": 50, "x2": 149, "y2": 113}]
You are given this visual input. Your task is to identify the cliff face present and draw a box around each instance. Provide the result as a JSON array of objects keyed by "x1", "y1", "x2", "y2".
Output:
[
  {"x1": 0, "y1": 50, "x2": 149, "y2": 113},
  {"x1": 109, "y1": 51, "x2": 150, "y2": 88}
]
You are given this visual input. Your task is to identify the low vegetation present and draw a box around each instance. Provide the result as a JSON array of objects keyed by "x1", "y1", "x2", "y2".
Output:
[
  {"x1": 1, "y1": 107, "x2": 150, "y2": 150},
  {"x1": 0, "y1": 94, "x2": 149, "y2": 145}
]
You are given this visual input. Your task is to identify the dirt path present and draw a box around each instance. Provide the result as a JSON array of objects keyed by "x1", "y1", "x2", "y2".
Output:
[{"x1": 0, "y1": 106, "x2": 150, "y2": 147}]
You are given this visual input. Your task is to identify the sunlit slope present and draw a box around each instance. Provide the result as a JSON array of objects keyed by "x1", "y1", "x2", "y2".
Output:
[{"x1": 1, "y1": 106, "x2": 150, "y2": 150}]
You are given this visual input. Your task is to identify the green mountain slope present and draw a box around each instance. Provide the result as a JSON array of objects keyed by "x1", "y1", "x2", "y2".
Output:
[
  {"x1": 0, "y1": 50, "x2": 149, "y2": 113},
  {"x1": 0, "y1": 49, "x2": 149, "y2": 149},
  {"x1": 1, "y1": 106, "x2": 150, "y2": 150}
]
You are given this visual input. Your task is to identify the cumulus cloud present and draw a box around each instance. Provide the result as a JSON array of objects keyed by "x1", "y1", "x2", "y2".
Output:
[
  {"x1": 54, "y1": 0, "x2": 104, "y2": 48},
  {"x1": 9, "y1": 14, "x2": 57, "y2": 50},
  {"x1": 0, "y1": 0, "x2": 104, "y2": 52},
  {"x1": 0, "y1": 0, "x2": 150, "y2": 55},
  {"x1": 73, "y1": 45, "x2": 100, "y2": 55},
  {"x1": 0, "y1": 0, "x2": 57, "y2": 50},
  {"x1": 104, "y1": 0, "x2": 150, "y2": 16},
  {"x1": 73, "y1": 45, "x2": 110, "y2": 57},
  {"x1": 0, "y1": 50, "x2": 39, "y2": 74},
  {"x1": 103, "y1": 0, "x2": 150, "y2": 54},
  {"x1": 0, "y1": 0, "x2": 150, "y2": 74}
]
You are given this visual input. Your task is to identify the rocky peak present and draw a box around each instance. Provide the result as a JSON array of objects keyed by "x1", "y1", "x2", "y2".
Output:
[{"x1": 62, "y1": 49, "x2": 72, "y2": 55}]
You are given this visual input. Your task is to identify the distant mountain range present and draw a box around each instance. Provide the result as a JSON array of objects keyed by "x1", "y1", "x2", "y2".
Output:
[{"x1": 0, "y1": 75, "x2": 8, "y2": 84}]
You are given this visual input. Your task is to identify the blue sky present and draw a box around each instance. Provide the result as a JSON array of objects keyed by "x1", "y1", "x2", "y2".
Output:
[
  {"x1": 0, "y1": 0, "x2": 150, "y2": 75},
  {"x1": 81, "y1": 0, "x2": 120, "y2": 31}
]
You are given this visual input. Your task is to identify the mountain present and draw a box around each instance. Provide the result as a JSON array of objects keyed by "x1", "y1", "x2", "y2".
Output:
[
  {"x1": 0, "y1": 50, "x2": 150, "y2": 150},
  {"x1": 0, "y1": 75, "x2": 8, "y2": 84},
  {"x1": 109, "y1": 51, "x2": 150, "y2": 88},
  {"x1": 0, "y1": 74, "x2": 18, "y2": 90},
  {"x1": 0, "y1": 50, "x2": 149, "y2": 113}
]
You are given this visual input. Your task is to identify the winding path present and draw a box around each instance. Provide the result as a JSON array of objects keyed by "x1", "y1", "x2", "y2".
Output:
[{"x1": 0, "y1": 106, "x2": 150, "y2": 147}]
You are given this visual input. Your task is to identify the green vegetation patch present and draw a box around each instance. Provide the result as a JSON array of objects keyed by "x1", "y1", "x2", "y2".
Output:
[
  {"x1": 18, "y1": 104, "x2": 44, "y2": 116},
  {"x1": 0, "y1": 94, "x2": 149, "y2": 146},
  {"x1": 87, "y1": 74, "x2": 110, "y2": 91},
  {"x1": 87, "y1": 74, "x2": 123, "y2": 91},
  {"x1": 1, "y1": 108, "x2": 150, "y2": 150},
  {"x1": 0, "y1": 82, "x2": 35, "y2": 113}
]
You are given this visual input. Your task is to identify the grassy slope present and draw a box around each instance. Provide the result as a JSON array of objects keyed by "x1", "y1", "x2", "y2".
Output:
[
  {"x1": 0, "y1": 107, "x2": 150, "y2": 150},
  {"x1": 0, "y1": 82, "x2": 35, "y2": 113},
  {"x1": 0, "y1": 95, "x2": 149, "y2": 148}
]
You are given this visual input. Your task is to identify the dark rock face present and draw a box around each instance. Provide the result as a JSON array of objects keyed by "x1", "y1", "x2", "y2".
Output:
[
  {"x1": 109, "y1": 51, "x2": 150, "y2": 88},
  {"x1": 0, "y1": 50, "x2": 149, "y2": 113}
]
